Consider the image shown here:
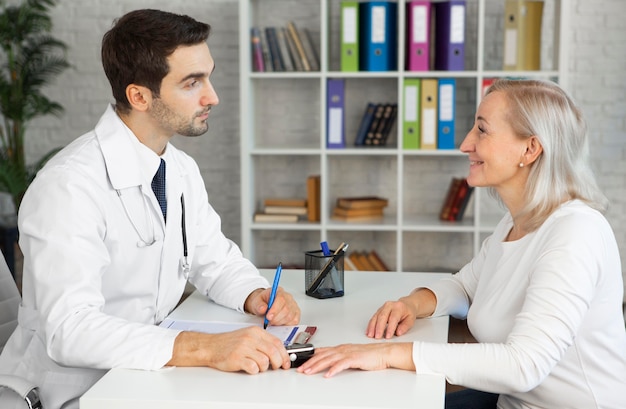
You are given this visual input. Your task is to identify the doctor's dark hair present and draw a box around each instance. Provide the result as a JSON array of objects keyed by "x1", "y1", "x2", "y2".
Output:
[{"x1": 101, "y1": 9, "x2": 211, "y2": 115}]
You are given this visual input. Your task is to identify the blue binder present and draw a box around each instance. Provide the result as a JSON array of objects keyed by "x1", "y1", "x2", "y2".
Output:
[
  {"x1": 359, "y1": 1, "x2": 397, "y2": 71},
  {"x1": 437, "y1": 78, "x2": 456, "y2": 149}
]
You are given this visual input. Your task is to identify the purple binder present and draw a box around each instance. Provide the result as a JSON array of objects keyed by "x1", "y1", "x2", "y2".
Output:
[
  {"x1": 434, "y1": 0, "x2": 466, "y2": 71},
  {"x1": 326, "y1": 79, "x2": 346, "y2": 148}
]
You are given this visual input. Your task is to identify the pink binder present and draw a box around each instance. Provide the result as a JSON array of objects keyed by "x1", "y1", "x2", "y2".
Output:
[{"x1": 406, "y1": 1, "x2": 431, "y2": 71}]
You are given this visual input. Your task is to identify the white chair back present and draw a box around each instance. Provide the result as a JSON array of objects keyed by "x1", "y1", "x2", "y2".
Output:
[
  {"x1": 0, "y1": 255, "x2": 19, "y2": 353},
  {"x1": 0, "y1": 255, "x2": 42, "y2": 408}
]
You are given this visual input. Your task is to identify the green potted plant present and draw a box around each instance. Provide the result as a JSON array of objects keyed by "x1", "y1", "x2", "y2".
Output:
[
  {"x1": 0, "y1": 0, "x2": 69, "y2": 276},
  {"x1": 0, "y1": 0, "x2": 70, "y2": 212}
]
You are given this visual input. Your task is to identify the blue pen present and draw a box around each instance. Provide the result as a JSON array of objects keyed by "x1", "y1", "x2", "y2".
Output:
[
  {"x1": 320, "y1": 241, "x2": 331, "y2": 256},
  {"x1": 264, "y1": 262, "x2": 282, "y2": 329},
  {"x1": 319, "y1": 241, "x2": 344, "y2": 296}
]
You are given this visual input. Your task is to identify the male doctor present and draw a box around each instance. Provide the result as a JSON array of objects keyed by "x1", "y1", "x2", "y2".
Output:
[{"x1": 0, "y1": 9, "x2": 300, "y2": 409}]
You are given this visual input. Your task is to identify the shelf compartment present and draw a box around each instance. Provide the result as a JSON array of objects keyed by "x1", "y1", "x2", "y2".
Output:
[
  {"x1": 250, "y1": 155, "x2": 320, "y2": 222},
  {"x1": 482, "y1": 0, "x2": 560, "y2": 72},
  {"x1": 328, "y1": 155, "x2": 398, "y2": 222},
  {"x1": 251, "y1": 229, "x2": 322, "y2": 269},
  {"x1": 402, "y1": 231, "x2": 473, "y2": 273},
  {"x1": 249, "y1": 77, "x2": 321, "y2": 149},
  {"x1": 402, "y1": 156, "x2": 470, "y2": 222}
]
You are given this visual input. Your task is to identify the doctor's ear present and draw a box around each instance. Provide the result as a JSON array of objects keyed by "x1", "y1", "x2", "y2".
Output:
[{"x1": 125, "y1": 84, "x2": 152, "y2": 112}]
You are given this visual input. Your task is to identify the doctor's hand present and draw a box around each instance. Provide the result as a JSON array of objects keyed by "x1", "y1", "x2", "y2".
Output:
[
  {"x1": 297, "y1": 342, "x2": 415, "y2": 378},
  {"x1": 245, "y1": 287, "x2": 301, "y2": 326},
  {"x1": 366, "y1": 288, "x2": 437, "y2": 339},
  {"x1": 167, "y1": 326, "x2": 292, "y2": 373}
]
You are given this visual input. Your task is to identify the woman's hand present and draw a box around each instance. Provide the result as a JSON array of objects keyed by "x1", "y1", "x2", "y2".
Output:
[
  {"x1": 296, "y1": 343, "x2": 414, "y2": 378},
  {"x1": 366, "y1": 288, "x2": 437, "y2": 339}
]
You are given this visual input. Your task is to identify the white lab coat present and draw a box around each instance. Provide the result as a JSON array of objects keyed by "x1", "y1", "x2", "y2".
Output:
[{"x1": 0, "y1": 105, "x2": 269, "y2": 409}]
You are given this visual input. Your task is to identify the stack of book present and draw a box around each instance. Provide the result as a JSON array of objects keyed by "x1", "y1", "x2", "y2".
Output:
[
  {"x1": 439, "y1": 177, "x2": 474, "y2": 221},
  {"x1": 254, "y1": 198, "x2": 307, "y2": 223},
  {"x1": 253, "y1": 174, "x2": 321, "y2": 224},
  {"x1": 344, "y1": 250, "x2": 389, "y2": 271},
  {"x1": 250, "y1": 21, "x2": 320, "y2": 73},
  {"x1": 332, "y1": 196, "x2": 388, "y2": 222},
  {"x1": 354, "y1": 102, "x2": 398, "y2": 147}
]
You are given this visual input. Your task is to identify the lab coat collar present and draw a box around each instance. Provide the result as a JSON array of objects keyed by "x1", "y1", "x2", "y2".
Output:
[{"x1": 95, "y1": 104, "x2": 187, "y2": 190}]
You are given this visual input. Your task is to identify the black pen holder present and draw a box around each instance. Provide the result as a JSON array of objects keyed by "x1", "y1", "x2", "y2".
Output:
[{"x1": 304, "y1": 250, "x2": 345, "y2": 299}]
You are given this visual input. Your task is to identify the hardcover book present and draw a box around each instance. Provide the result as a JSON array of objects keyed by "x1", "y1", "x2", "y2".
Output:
[
  {"x1": 336, "y1": 196, "x2": 389, "y2": 210},
  {"x1": 367, "y1": 250, "x2": 390, "y2": 271},
  {"x1": 254, "y1": 213, "x2": 299, "y2": 223},
  {"x1": 264, "y1": 206, "x2": 308, "y2": 216},
  {"x1": 306, "y1": 175, "x2": 321, "y2": 222},
  {"x1": 332, "y1": 206, "x2": 384, "y2": 218},
  {"x1": 354, "y1": 102, "x2": 377, "y2": 146},
  {"x1": 264, "y1": 198, "x2": 307, "y2": 207},
  {"x1": 286, "y1": 21, "x2": 311, "y2": 71}
]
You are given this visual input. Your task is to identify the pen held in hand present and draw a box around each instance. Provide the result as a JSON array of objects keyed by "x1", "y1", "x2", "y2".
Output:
[{"x1": 264, "y1": 262, "x2": 282, "y2": 329}]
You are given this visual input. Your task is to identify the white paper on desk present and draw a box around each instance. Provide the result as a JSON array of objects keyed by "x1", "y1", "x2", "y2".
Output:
[{"x1": 159, "y1": 319, "x2": 316, "y2": 346}]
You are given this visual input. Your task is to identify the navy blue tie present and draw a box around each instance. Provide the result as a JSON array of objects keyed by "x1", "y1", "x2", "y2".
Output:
[{"x1": 151, "y1": 159, "x2": 167, "y2": 221}]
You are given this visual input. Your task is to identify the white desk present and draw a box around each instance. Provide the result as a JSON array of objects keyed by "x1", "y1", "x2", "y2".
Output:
[{"x1": 80, "y1": 270, "x2": 449, "y2": 409}]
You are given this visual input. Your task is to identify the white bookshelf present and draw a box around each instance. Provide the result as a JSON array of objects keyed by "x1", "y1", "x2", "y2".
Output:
[{"x1": 239, "y1": 0, "x2": 569, "y2": 271}]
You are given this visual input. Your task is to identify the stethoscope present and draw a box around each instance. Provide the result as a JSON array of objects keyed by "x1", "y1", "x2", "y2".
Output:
[{"x1": 116, "y1": 187, "x2": 190, "y2": 278}]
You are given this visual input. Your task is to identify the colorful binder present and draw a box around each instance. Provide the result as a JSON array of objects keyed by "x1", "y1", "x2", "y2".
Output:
[
  {"x1": 406, "y1": 1, "x2": 431, "y2": 71},
  {"x1": 433, "y1": 0, "x2": 466, "y2": 71},
  {"x1": 340, "y1": 1, "x2": 360, "y2": 71},
  {"x1": 503, "y1": 0, "x2": 544, "y2": 71},
  {"x1": 437, "y1": 78, "x2": 456, "y2": 149},
  {"x1": 359, "y1": 1, "x2": 398, "y2": 71},
  {"x1": 402, "y1": 78, "x2": 421, "y2": 150},
  {"x1": 327, "y1": 79, "x2": 346, "y2": 149},
  {"x1": 420, "y1": 78, "x2": 438, "y2": 149}
]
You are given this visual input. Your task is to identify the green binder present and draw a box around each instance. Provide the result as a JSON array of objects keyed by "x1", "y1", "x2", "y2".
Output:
[
  {"x1": 340, "y1": 2, "x2": 359, "y2": 71},
  {"x1": 403, "y1": 78, "x2": 421, "y2": 149}
]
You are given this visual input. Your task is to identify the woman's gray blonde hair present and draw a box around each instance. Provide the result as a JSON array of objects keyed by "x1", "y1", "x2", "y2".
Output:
[{"x1": 485, "y1": 79, "x2": 607, "y2": 231}]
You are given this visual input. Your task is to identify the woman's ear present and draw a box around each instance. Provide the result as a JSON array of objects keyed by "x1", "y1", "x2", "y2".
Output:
[{"x1": 524, "y1": 135, "x2": 543, "y2": 165}]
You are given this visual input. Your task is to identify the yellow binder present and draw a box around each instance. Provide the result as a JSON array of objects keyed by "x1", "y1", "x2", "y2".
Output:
[
  {"x1": 503, "y1": 0, "x2": 544, "y2": 71},
  {"x1": 420, "y1": 78, "x2": 438, "y2": 150}
]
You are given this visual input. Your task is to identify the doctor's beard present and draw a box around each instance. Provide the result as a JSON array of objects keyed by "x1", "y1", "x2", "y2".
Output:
[{"x1": 149, "y1": 97, "x2": 210, "y2": 137}]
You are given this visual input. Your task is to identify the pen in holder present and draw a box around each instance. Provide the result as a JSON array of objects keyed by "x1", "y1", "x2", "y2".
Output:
[{"x1": 305, "y1": 245, "x2": 345, "y2": 299}]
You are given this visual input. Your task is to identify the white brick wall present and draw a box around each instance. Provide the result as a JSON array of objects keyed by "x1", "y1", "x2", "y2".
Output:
[
  {"x1": 567, "y1": 0, "x2": 626, "y2": 300},
  {"x1": 22, "y1": 0, "x2": 626, "y2": 297}
]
